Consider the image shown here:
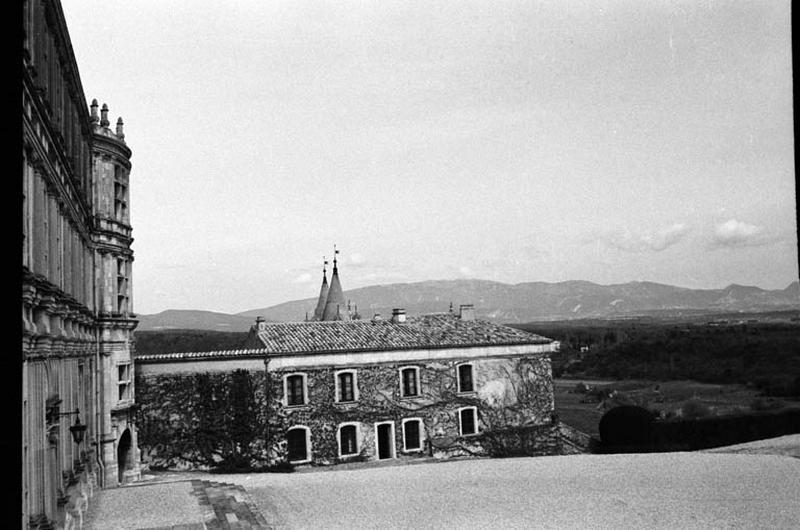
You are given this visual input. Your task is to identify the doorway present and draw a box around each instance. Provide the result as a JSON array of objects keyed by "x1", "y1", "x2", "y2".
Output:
[
  {"x1": 117, "y1": 428, "x2": 131, "y2": 484},
  {"x1": 375, "y1": 422, "x2": 395, "y2": 460}
]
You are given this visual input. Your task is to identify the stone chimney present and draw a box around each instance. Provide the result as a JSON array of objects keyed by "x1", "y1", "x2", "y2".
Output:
[
  {"x1": 255, "y1": 316, "x2": 266, "y2": 331},
  {"x1": 391, "y1": 308, "x2": 406, "y2": 323},
  {"x1": 100, "y1": 103, "x2": 109, "y2": 127},
  {"x1": 89, "y1": 99, "x2": 99, "y2": 124},
  {"x1": 116, "y1": 117, "x2": 125, "y2": 140},
  {"x1": 459, "y1": 304, "x2": 475, "y2": 321}
]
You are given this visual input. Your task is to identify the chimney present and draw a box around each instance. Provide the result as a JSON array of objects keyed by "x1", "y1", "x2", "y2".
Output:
[
  {"x1": 116, "y1": 117, "x2": 125, "y2": 140},
  {"x1": 459, "y1": 304, "x2": 475, "y2": 321},
  {"x1": 100, "y1": 103, "x2": 109, "y2": 127},
  {"x1": 255, "y1": 316, "x2": 266, "y2": 331},
  {"x1": 391, "y1": 308, "x2": 406, "y2": 323},
  {"x1": 89, "y1": 99, "x2": 99, "y2": 123}
]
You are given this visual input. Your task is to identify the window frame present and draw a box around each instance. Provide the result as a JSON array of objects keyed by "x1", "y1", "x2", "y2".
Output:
[
  {"x1": 401, "y1": 417, "x2": 425, "y2": 453},
  {"x1": 334, "y1": 369, "x2": 359, "y2": 403},
  {"x1": 399, "y1": 366, "x2": 420, "y2": 398},
  {"x1": 337, "y1": 422, "x2": 361, "y2": 458},
  {"x1": 117, "y1": 362, "x2": 131, "y2": 403},
  {"x1": 283, "y1": 372, "x2": 309, "y2": 407},
  {"x1": 458, "y1": 406, "x2": 479, "y2": 437},
  {"x1": 456, "y1": 363, "x2": 475, "y2": 394},
  {"x1": 285, "y1": 425, "x2": 312, "y2": 464}
]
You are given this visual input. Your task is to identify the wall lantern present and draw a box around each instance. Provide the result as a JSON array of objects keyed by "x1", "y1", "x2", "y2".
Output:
[{"x1": 59, "y1": 408, "x2": 88, "y2": 445}]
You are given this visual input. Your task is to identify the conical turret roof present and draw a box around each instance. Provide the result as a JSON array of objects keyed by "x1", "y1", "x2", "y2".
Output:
[
  {"x1": 322, "y1": 256, "x2": 349, "y2": 321},
  {"x1": 312, "y1": 264, "x2": 329, "y2": 321}
]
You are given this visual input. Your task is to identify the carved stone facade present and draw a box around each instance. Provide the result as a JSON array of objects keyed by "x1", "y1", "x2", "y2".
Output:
[{"x1": 22, "y1": 1, "x2": 140, "y2": 528}]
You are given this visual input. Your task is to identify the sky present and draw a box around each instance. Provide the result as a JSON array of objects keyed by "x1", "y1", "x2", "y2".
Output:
[{"x1": 61, "y1": 0, "x2": 797, "y2": 315}]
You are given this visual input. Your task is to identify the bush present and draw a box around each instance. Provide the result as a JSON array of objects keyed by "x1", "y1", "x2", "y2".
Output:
[
  {"x1": 599, "y1": 405, "x2": 656, "y2": 449},
  {"x1": 681, "y1": 399, "x2": 712, "y2": 419},
  {"x1": 750, "y1": 397, "x2": 783, "y2": 412}
]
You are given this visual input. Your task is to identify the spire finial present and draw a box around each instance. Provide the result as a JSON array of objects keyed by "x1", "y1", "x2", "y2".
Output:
[
  {"x1": 333, "y1": 244, "x2": 339, "y2": 270},
  {"x1": 100, "y1": 103, "x2": 109, "y2": 127},
  {"x1": 323, "y1": 256, "x2": 328, "y2": 275},
  {"x1": 90, "y1": 99, "x2": 99, "y2": 123},
  {"x1": 116, "y1": 117, "x2": 125, "y2": 139}
]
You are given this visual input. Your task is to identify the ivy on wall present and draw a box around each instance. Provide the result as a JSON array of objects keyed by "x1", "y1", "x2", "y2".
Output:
[{"x1": 136, "y1": 369, "x2": 271, "y2": 471}]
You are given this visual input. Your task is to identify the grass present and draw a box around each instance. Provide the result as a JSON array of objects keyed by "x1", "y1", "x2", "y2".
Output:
[{"x1": 553, "y1": 378, "x2": 796, "y2": 437}]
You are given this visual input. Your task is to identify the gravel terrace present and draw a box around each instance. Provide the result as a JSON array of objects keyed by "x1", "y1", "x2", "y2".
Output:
[
  {"x1": 213, "y1": 452, "x2": 800, "y2": 529},
  {"x1": 87, "y1": 437, "x2": 800, "y2": 529}
]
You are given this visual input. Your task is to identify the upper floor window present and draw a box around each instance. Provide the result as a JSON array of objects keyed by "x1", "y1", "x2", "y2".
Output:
[
  {"x1": 284, "y1": 373, "x2": 307, "y2": 407},
  {"x1": 400, "y1": 367, "x2": 420, "y2": 397},
  {"x1": 457, "y1": 364, "x2": 474, "y2": 393},
  {"x1": 335, "y1": 370, "x2": 358, "y2": 402},
  {"x1": 458, "y1": 407, "x2": 479, "y2": 436},
  {"x1": 117, "y1": 363, "x2": 131, "y2": 402}
]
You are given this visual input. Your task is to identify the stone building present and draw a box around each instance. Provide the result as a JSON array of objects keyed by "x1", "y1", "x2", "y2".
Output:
[
  {"x1": 136, "y1": 305, "x2": 560, "y2": 468},
  {"x1": 22, "y1": 1, "x2": 140, "y2": 527}
]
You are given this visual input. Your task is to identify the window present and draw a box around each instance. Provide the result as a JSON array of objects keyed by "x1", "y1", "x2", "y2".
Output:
[
  {"x1": 338, "y1": 424, "x2": 359, "y2": 457},
  {"x1": 335, "y1": 370, "x2": 357, "y2": 402},
  {"x1": 459, "y1": 407, "x2": 478, "y2": 436},
  {"x1": 400, "y1": 367, "x2": 419, "y2": 397},
  {"x1": 117, "y1": 363, "x2": 131, "y2": 402},
  {"x1": 116, "y1": 258, "x2": 129, "y2": 314},
  {"x1": 285, "y1": 374, "x2": 307, "y2": 406},
  {"x1": 457, "y1": 364, "x2": 474, "y2": 393},
  {"x1": 286, "y1": 426, "x2": 311, "y2": 463},
  {"x1": 402, "y1": 418, "x2": 423, "y2": 452}
]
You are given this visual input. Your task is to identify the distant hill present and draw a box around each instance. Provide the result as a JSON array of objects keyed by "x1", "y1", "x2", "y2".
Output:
[
  {"x1": 238, "y1": 279, "x2": 800, "y2": 323},
  {"x1": 137, "y1": 280, "x2": 800, "y2": 331},
  {"x1": 136, "y1": 310, "x2": 256, "y2": 332}
]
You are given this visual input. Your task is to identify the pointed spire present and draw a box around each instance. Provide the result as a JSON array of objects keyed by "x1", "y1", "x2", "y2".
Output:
[
  {"x1": 312, "y1": 256, "x2": 329, "y2": 321},
  {"x1": 100, "y1": 103, "x2": 109, "y2": 127},
  {"x1": 89, "y1": 99, "x2": 99, "y2": 123},
  {"x1": 116, "y1": 117, "x2": 125, "y2": 140},
  {"x1": 322, "y1": 245, "x2": 349, "y2": 321}
]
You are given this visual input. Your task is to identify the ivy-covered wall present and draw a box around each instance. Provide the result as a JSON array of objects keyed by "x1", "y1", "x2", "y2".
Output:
[
  {"x1": 136, "y1": 369, "x2": 272, "y2": 470},
  {"x1": 266, "y1": 354, "x2": 556, "y2": 464},
  {"x1": 135, "y1": 353, "x2": 559, "y2": 470}
]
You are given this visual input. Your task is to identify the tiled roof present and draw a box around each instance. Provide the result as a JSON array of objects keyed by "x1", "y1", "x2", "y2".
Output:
[
  {"x1": 136, "y1": 348, "x2": 268, "y2": 362},
  {"x1": 253, "y1": 313, "x2": 552, "y2": 355},
  {"x1": 135, "y1": 314, "x2": 553, "y2": 362}
]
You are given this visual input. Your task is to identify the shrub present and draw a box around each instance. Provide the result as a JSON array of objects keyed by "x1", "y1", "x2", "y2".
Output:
[
  {"x1": 599, "y1": 405, "x2": 656, "y2": 449},
  {"x1": 750, "y1": 397, "x2": 783, "y2": 412},
  {"x1": 681, "y1": 399, "x2": 712, "y2": 419}
]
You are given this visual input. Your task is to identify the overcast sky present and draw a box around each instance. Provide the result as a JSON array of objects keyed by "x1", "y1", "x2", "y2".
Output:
[{"x1": 62, "y1": 0, "x2": 796, "y2": 315}]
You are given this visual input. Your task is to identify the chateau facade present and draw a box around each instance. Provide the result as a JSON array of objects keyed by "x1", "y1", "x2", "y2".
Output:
[{"x1": 22, "y1": 1, "x2": 140, "y2": 528}]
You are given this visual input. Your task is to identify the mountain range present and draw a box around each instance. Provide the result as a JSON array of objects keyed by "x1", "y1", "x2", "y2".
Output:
[{"x1": 136, "y1": 279, "x2": 800, "y2": 331}]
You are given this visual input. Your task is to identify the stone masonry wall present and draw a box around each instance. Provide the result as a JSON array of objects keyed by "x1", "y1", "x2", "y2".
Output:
[
  {"x1": 135, "y1": 353, "x2": 558, "y2": 470},
  {"x1": 266, "y1": 354, "x2": 556, "y2": 464}
]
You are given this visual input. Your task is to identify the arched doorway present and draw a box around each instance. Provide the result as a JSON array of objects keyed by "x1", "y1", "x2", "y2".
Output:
[{"x1": 117, "y1": 429, "x2": 132, "y2": 484}]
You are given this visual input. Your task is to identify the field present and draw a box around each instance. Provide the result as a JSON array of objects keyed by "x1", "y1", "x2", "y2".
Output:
[{"x1": 553, "y1": 378, "x2": 789, "y2": 437}]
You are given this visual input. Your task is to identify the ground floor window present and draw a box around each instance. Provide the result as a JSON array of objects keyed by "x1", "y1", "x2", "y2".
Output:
[
  {"x1": 339, "y1": 424, "x2": 359, "y2": 456},
  {"x1": 402, "y1": 418, "x2": 423, "y2": 451},
  {"x1": 286, "y1": 426, "x2": 310, "y2": 462},
  {"x1": 459, "y1": 407, "x2": 478, "y2": 436}
]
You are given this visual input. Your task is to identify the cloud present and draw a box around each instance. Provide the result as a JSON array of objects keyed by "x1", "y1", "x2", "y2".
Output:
[
  {"x1": 710, "y1": 219, "x2": 775, "y2": 249},
  {"x1": 292, "y1": 272, "x2": 313, "y2": 284},
  {"x1": 459, "y1": 266, "x2": 474, "y2": 276},
  {"x1": 599, "y1": 223, "x2": 690, "y2": 253}
]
